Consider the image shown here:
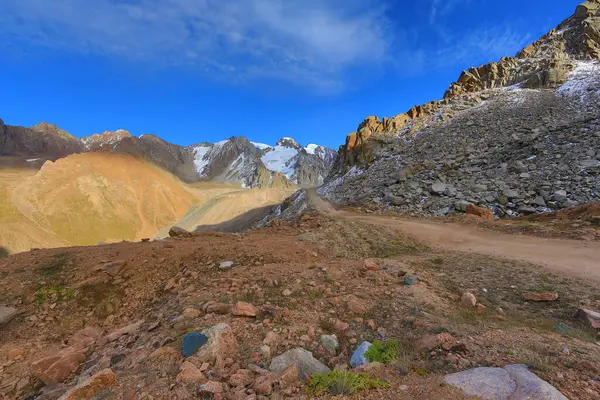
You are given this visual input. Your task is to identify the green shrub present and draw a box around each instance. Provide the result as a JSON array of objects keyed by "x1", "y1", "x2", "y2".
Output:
[
  {"x1": 365, "y1": 340, "x2": 399, "y2": 363},
  {"x1": 307, "y1": 371, "x2": 388, "y2": 395}
]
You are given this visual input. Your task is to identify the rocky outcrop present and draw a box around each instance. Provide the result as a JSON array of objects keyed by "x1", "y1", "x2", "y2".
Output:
[
  {"x1": 0, "y1": 119, "x2": 85, "y2": 158},
  {"x1": 322, "y1": 1, "x2": 600, "y2": 217},
  {"x1": 335, "y1": 0, "x2": 600, "y2": 172}
]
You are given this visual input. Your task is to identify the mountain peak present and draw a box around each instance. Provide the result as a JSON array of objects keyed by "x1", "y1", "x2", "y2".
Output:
[{"x1": 276, "y1": 137, "x2": 301, "y2": 149}]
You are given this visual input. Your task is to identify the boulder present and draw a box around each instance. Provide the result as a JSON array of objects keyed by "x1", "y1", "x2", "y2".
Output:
[
  {"x1": 350, "y1": 341, "x2": 372, "y2": 368},
  {"x1": 195, "y1": 323, "x2": 238, "y2": 369},
  {"x1": 574, "y1": 308, "x2": 600, "y2": 329},
  {"x1": 444, "y1": 364, "x2": 567, "y2": 399},
  {"x1": 269, "y1": 348, "x2": 330, "y2": 380},
  {"x1": 553, "y1": 190, "x2": 568, "y2": 202},
  {"x1": 59, "y1": 369, "x2": 116, "y2": 400},
  {"x1": 169, "y1": 226, "x2": 193, "y2": 238}
]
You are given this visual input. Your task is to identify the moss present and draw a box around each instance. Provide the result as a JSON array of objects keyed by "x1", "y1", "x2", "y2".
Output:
[
  {"x1": 364, "y1": 340, "x2": 399, "y2": 364},
  {"x1": 306, "y1": 371, "x2": 388, "y2": 395}
]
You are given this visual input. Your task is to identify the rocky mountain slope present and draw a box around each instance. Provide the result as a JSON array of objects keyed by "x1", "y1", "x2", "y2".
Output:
[
  {"x1": 318, "y1": 0, "x2": 600, "y2": 217},
  {"x1": 0, "y1": 119, "x2": 85, "y2": 158},
  {"x1": 1, "y1": 121, "x2": 337, "y2": 189}
]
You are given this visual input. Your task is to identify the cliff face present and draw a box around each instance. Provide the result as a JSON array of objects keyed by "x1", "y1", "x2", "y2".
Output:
[{"x1": 335, "y1": 0, "x2": 600, "y2": 171}]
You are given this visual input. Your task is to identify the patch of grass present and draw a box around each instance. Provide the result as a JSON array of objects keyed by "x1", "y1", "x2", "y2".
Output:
[
  {"x1": 35, "y1": 285, "x2": 73, "y2": 304},
  {"x1": 308, "y1": 290, "x2": 323, "y2": 301},
  {"x1": 365, "y1": 340, "x2": 399, "y2": 364},
  {"x1": 306, "y1": 371, "x2": 388, "y2": 395}
]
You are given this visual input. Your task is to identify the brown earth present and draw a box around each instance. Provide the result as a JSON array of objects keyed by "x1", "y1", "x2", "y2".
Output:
[
  {"x1": 0, "y1": 154, "x2": 293, "y2": 255},
  {"x1": 0, "y1": 208, "x2": 599, "y2": 399}
]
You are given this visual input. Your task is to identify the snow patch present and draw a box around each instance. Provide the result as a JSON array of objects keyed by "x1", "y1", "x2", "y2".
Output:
[
  {"x1": 26, "y1": 158, "x2": 41, "y2": 162},
  {"x1": 193, "y1": 145, "x2": 212, "y2": 176},
  {"x1": 260, "y1": 146, "x2": 298, "y2": 179},
  {"x1": 557, "y1": 61, "x2": 600, "y2": 102},
  {"x1": 305, "y1": 144, "x2": 319, "y2": 154}
]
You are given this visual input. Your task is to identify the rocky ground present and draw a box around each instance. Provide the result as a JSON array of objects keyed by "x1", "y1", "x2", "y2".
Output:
[{"x1": 1, "y1": 213, "x2": 599, "y2": 399}]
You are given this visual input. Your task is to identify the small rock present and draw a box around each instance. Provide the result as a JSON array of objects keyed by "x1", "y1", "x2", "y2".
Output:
[
  {"x1": 259, "y1": 345, "x2": 271, "y2": 360},
  {"x1": 181, "y1": 332, "x2": 208, "y2": 358},
  {"x1": 32, "y1": 348, "x2": 86, "y2": 384},
  {"x1": 263, "y1": 332, "x2": 280, "y2": 345},
  {"x1": 0, "y1": 305, "x2": 17, "y2": 326},
  {"x1": 347, "y1": 297, "x2": 368, "y2": 314},
  {"x1": 229, "y1": 369, "x2": 254, "y2": 387},
  {"x1": 403, "y1": 275, "x2": 418, "y2": 286},
  {"x1": 320, "y1": 335, "x2": 339, "y2": 351},
  {"x1": 60, "y1": 369, "x2": 116, "y2": 400},
  {"x1": 269, "y1": 348, "x2": 330, "y2": 380},
  {"x1": 282, "y1": 289, "x2": 292, "y2": 296},
  {"x1": 416, "y1": 333, "x2": 457, "y2": 352},
  {"x1": 105, "y1": 320, "x2": 144, "y2": 342},
  {"x1": 8, "y1": 347, "x2": 26, "y2": 359},
  {"x1": 522, "y1": 293, "x2": 558, "y2": 302},
  {"x1": 461, "y1": 292, "x2": 477, "y2": 308},
  {"x1": 176, "y1": 361, "x2": 207, "y2": 384},
  {"x1": 219, "y1": 261, "x2": 234, "y2": 269},
  {"x1": 363, "y1": 259, "x2": 380, "y2": 271},
  {"x1": 253, "y1": 374, "x2": 274, "y2": 395},
  {"x1": 200, "y1": 381, "x2": 223, "y2": 394},
  {"x1": 431, "y1": 182, "x2": 447, "y2": 195},
  {"x1": 503, "y1": 189, "x2": 519, "y2": 199},
  {"x1": 552, "y1": 322, "x2": 577, "y2": 335},
  {"x1": 350, "y1": 341, "x2": 372, "y2": 368},
  {"x1": 232, "y1": 302, "x2": 257, "y2": 317},
  {"x1": 466, "y1": 205, "x2": 494, "y2": 220},
  {"x1": 455, "y1": 200, "x2": 473, "y2": 212}
]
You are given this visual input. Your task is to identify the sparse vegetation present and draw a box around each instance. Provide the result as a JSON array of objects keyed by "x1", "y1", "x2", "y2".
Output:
[
  {"x1": 306, "y1": 371, "x2": 388, "y2": 395},
  {"x1": 38, "y1": 252, "x2": 72, "y2": 281},
  {"x1": 0, "y1": 247, "x2": 8, "y2": 259},
  {"x1": 35, "y1": 285, "x2": 73, "y2": 304},
  {"x1": 364, "y1": 340, "x2": 400, "y2": 364}
]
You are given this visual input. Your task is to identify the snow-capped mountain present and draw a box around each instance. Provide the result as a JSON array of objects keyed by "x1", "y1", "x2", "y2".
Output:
[
  {"x1": 191, "y1": 137, "x2": 337, "y2": 187},
  {"x1": 249, "y1": 137, "x2": 338, "y2": 187}
]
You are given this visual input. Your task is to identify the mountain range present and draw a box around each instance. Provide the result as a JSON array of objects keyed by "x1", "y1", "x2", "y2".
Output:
[{"x1": 0, "y1": 120, "x2": 337, "y2": 188}]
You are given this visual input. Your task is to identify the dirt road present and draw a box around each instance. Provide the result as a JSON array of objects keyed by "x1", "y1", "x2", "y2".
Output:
[{"x1": 306, "y1": 189, "x2": 600, "y2": 281}]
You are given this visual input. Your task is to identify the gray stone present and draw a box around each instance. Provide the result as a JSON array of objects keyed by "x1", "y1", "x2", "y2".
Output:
[
  {"x1": 503, "y1": 189, "x2": 519, "y2": 199},
  {"x1": 0, "y1": 305, "x2": 17, "y2": 327},
  {"x1": 320, "y1": 334, "x2": 339, "y2": 351},
  {"x1": 444, "y1": 364, "x2": 567, "y2": 399},
  {"x1": 518, "y1": 206, "x2": 537, "y2": 215},
  {"x1": 472, "y1": 184, "x2": 488, "y2": 193},
  {"x1": 580, "y1": 159, "x2": 600, "y2": 168},
  {"x1": 553, "y1": 190, "x2": 567, "y2": 202},
  {"x1": 533, "y1": 196, "x2": 547, "y2": 207},
  {"x1": 431, "y1": 182, "x2": 447, "y2": 195},
  {"x1": 269, "y1": 348, "x2": 330, "y2": 379}
]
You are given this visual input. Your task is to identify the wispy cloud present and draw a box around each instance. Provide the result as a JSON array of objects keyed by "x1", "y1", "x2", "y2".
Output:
[
  {"x1": 0, "y1": 0, "x2": 390, "y2": 92},
  {"x1": 429, "y1": 0, "x2": 474, "y2": 24},
  {"x1": 433, "y1": 24, "x2": 532, "y2": 69}
]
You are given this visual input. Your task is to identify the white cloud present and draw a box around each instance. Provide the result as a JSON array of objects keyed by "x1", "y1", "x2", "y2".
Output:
[{"x1": 0, "y1": 0, "x2": 390, "y2": 91}]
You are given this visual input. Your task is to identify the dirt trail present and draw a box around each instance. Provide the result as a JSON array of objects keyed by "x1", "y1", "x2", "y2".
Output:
[{"x1": 306, "y1": 189, "x2": 600, "y2": 281}]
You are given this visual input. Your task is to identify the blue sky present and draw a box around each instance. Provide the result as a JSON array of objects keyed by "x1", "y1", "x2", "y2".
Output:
[{"x1": 0, "y1": 0, "x2": 580, "y2": 149}]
